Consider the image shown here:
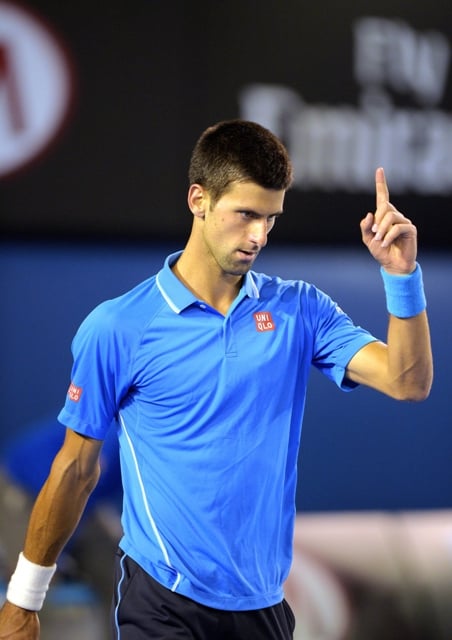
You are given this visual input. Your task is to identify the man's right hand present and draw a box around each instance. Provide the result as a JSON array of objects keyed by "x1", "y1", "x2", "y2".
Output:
[{"x1": 0, "y1": 601, "x2": 39, "y2": 639}]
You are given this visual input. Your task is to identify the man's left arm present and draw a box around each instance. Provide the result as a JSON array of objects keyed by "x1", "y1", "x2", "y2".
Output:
[{"x1": 345, "y1": 167, "x2": 433, "y2": 401}]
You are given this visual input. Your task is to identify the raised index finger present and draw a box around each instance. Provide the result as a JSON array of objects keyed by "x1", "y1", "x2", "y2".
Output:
[{"x1": 375, "y1": 167, "x2": 390, "y2": 207}]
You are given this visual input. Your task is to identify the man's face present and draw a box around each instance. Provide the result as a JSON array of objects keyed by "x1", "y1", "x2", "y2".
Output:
[{"x1": 201, "y1": 181, "x2": 285, "y2": 277}]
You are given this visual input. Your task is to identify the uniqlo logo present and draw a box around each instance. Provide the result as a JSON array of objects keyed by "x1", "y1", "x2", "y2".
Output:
[
  {"x1": 253, "y1": 311, "x2": 275, "y2": 332},
  {"x1": 68, "y1": 382, "x2": 83, "y2": 402}
]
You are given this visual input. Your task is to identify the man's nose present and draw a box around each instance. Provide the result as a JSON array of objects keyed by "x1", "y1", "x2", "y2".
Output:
[{"x1": 249, "y1": 219, "x2": 269, "y2": 247}]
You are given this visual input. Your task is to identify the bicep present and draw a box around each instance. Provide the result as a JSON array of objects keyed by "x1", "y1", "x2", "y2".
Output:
[
  {"x1": 51, "y1": 428, "x2": 104, "y2": 486},
  {"x1": 345, "y1": 340, "x2": 389, "y2": 393}
]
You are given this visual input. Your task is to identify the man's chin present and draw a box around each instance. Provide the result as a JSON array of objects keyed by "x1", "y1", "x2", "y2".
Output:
[
  {"x1": 228, "y1": 259, "x2": 255, "y2": 276},
  {"x1": 220, "y1": 252, "x2": 258, "y2": 276}
]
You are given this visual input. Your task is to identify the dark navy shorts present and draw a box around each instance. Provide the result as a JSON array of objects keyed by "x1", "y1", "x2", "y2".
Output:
[{"x1": 111, "y1": 550, "x2": 295, "y2": 639}]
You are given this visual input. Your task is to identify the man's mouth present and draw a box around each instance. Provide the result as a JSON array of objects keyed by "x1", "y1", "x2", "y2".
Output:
[{"x1": 237, "y1": 248, "x2": 258, "y2": 259}]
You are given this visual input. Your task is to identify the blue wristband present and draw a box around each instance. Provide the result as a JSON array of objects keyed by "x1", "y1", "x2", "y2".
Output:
[{"x1": 380, "y1": 263, "x2": 427, "y2": 318}]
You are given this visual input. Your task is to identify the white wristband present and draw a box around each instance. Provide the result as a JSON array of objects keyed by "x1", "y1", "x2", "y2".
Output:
[{"x1": 6, "y1": 552, "x2": 57, "y2": 611}]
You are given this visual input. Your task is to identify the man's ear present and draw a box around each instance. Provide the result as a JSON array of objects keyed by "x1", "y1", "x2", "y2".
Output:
[{"x1": 187, "y1": 184, "x2": 209, "y2": 219}]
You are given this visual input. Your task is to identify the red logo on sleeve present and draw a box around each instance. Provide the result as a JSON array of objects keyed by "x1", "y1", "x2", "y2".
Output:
[
  {"x1": 253, "y1": 311, "x2": 276, "y2": 332},
  {"x1": 68, "y1": 382, "x2": 83, "y2": 402}
]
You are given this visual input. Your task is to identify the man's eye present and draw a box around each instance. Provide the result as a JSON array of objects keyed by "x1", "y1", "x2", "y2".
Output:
[{"x1": 240, "y1": 211, "x2": 261, "y2": 220}]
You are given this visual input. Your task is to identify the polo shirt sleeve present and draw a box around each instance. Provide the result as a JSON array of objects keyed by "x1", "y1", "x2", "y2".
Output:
[
  {"x1": 307, "y1": 286, "x2": 377, "y2": 390},
  {"x1": 58, "y1": 301, "x2": 134, "y2": 439}
]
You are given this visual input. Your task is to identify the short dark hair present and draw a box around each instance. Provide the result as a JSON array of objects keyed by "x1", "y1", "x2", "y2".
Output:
[{"x1": 188, "y1": 120, "x2": 293, "y2": 204}]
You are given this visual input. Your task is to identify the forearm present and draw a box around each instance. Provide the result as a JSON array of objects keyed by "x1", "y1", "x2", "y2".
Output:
[
  {"x1": 0, "y1": 430, "x2": 102, "y2": 636},
  {"x1": 385, "y1": 310, "x2": 433, "y2": 401},
  {"x1": 346, "y1": 308, "x2": 433, "y2": 401},
  {"x1": 23, "y1": 451, "x2": 100, "y2": 566},
  {"x1": 379, "y1": 262, "x2": 433, "y2": 400}
]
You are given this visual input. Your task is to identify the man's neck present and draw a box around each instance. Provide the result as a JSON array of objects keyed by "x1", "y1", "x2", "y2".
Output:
[{"x1": 172, "y1": 248, "x2": 242, "y2": 316}]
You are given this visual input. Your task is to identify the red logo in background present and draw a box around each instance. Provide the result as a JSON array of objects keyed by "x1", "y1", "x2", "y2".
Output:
[
  {"x1": 0, "y1": 2, "x2": 74, "y2": 178},
  {"x1": 253, "y1": 311, "x2": 275, "y2": 332},
  {"x1": 68, "y1": 382, "x2": 83, "y2": 402}
]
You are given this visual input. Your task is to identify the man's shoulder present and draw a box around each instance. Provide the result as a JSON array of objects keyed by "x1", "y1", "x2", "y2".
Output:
[
  {"x1": 251, "y1": 269, "x2": 337, "y2": 319},
  {"x1": 251, "y1": 269, "x2": 314, "y2": 297},
  {"x1": 80, "y1": 274, "x2": 163, "y2": 336}
]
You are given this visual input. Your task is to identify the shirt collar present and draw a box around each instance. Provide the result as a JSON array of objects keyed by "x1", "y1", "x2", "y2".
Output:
[{"x1": 156, "y1": 251, "x2": 260, "y2": 314}]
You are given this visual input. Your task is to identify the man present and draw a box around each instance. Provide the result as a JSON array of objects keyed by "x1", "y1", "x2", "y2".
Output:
[
  {"x1": 0, "y1": 417, "x2": 122, "y2": 611},
  {"x1": 0, "y1": 120, "x2": 432, "y2": 639}
]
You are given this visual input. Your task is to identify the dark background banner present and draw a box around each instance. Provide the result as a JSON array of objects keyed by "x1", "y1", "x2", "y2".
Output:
[{"x1": 1, "y1": 0, "x2": 452, "y2": 246}]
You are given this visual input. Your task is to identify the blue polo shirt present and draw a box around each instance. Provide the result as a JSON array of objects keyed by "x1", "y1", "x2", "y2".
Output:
[{"x1": 58, "y1": 251, "x2": 376, "y2": 610}]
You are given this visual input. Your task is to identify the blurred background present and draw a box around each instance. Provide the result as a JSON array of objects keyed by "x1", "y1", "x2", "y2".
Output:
[{"x1": 0, "y1": 1, "x2": 451, "y2": 638}]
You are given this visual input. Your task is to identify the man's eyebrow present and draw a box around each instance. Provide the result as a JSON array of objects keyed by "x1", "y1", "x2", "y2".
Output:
[{"x1": 236, "y1": 208, "x2": 284, "y2": 217}]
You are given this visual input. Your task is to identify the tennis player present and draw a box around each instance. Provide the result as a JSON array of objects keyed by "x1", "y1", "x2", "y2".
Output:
[{"x1": 0, "y1": 120, "x2": 432, "y2": 639}]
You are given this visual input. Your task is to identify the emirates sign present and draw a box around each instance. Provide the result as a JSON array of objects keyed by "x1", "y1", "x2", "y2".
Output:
[{"x1": 0, "y1": 1, "x2": 73, "y2": 178}]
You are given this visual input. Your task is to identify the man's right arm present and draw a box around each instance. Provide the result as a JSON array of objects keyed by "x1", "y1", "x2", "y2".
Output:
[{"x1": 0, "y1": 428, "x2": 103, "y2": 639}]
